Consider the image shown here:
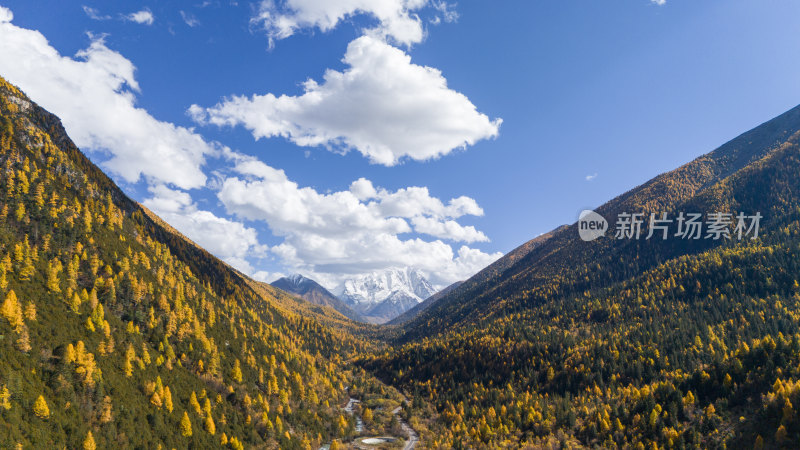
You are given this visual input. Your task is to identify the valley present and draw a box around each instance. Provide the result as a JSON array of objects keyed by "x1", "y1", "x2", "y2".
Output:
[
  {"x1": 0, "y1": 77, "x2": 410, "y2": 448},
  {"x1": 2, "y1": 74, "x2": 800, "y2": 448},
  {"x1": 1, "y1": 1, "x2": 798, "y2": 449}
]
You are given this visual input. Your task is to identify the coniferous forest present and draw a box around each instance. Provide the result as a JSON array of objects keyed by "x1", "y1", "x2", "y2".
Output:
[
  {"x1": 3, "y1": 68, "x2": 800, "y2": 450},
  {"x1": 0, "y1": 77, "x2": 406, "y2": 449}
]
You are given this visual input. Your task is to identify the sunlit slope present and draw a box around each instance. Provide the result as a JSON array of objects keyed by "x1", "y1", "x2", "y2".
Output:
[
  {"x1": 0, "y1": 76, "x2": 371, "y2": 449},
  {"x1": 400, "y1": 104, "x2": 800, "y2": 341},
  {"x1": 362, "y1": 104, "x2": 800, "y2": 448}
]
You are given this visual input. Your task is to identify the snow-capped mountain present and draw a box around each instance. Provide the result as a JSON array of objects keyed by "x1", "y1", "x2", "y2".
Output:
[
  {"x1": 270, "y1": 274, "x2": 362, "y2": 321},
  {"x1": 336, "y1": 268, "x2": 437, "y2": 322}
]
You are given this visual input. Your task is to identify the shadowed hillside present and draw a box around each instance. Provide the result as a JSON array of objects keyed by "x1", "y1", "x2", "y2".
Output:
[{"x1": 361, "y1": 103, "x2": 800, "y2": 448}]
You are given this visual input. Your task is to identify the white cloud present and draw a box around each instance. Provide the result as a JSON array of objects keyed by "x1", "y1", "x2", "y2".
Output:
[
  {"x1": 180, "y1": 10, "x2": 201, "y2": 27},
  {"x1": 143, "y1": 185, "x2": 268, "y2": 274},
  {"x1": 445, "y1": 245, "x2": 502, "y2": 282},
  {"x1": 252, "y1": 0, "x2": 429, "y2": 47},
  {"x1": 127, "y1": 9, "x2": 155, "y2": 25},
  {"x1": 585, "y1": 173, "x2": 597, "y2": 181},
  {"x1": 215, "y1": 156, "x2": 499, "y2": 286},
  {"x1": 0, "y1": 13, "x2": 217, "y2": 189},
  {"x1": 0, "y1": 5, "x2": 500, "y2": 287},
  {"x1": 191, "y1": 35, "x2": 501, "y2": 166},
  {"x1": 252, "y1": 271, "x2": 287, "y2": 283},
  {"x1": 651, "y1": 0, "x2": 666, "y2": 5},
  {"x1": 432, "y1": 1, "x2": 458, "y2": 23},
  {"x1": 219, "y1": 161, "x2": 412, "y2": 238},
  {"x1": 350, "y1": 177, "x2": 378, "y2": 201},
  {"x1": 410, "y1": 216, "x2": 488, "y2": 243},
  {"x1": 82, "y1": 6, "x2": 111, "y2": 20},
  {"x1": 371, "y1": 182, "x2": 484, "y2": 218}
]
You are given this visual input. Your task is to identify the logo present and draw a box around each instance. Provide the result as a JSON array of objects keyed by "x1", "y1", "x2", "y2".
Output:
[
  {"x1": 578, "y1": 209, "x2": 607, "y2": 242},
  {"x1": 577, "y1": 210, "x2": 762, "y2": 242}
]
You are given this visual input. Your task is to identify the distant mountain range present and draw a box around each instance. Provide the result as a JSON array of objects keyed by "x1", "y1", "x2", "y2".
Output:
[
  {"x1": 270, "y1": 274, "x2": 362, "y2": 321},
  {"x1": 335, "y1": 268, "x2": 437, "y2": 323},
  {"x1": 272, "y1": 270, "x2": 454, "y2": 324}
]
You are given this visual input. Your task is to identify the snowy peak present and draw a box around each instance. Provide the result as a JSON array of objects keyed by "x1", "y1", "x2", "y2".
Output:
[
  {"x1": 337, "y1": 268, "x2": 437, "y2": 322},
  {"x1": 271, "y1": 274, "x2": 362, "y2": 321},
  {"x1": 282, "y1": 273, "x2": 315, "y2": 290}
]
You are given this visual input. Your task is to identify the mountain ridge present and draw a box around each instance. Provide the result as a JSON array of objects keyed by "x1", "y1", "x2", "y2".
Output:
[
  {"x1": 388, "y1": 280, "x2": 464, "y2": 326},
  {"x1": 360, "y1": 101, "x2": 800, "y2": 448},
  {"x1": 397, "y1": 103, "x2": 800, "y2": 341},
  {"x1": 336, "y1": 267, "x2": 436, "y2": 323},
  {"x1": 271, "y1": 274, "x2": 363, "y2": 321},
  {"x1": 0, "y1": 75, "x2": 400, "y2": 449}
]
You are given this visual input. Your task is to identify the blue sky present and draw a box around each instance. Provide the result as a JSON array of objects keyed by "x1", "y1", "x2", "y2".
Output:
[{"x1": 0, "y1": 1, "x2": 799, "y2": 289}]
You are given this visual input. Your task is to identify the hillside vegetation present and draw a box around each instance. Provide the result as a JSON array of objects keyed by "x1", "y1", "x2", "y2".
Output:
[
  {"x1": 361, "y1": 105, "x2": 800, "y2": 448},
  {"x1": 5, "y1": 70, "x2": 800, "y2": 450},
  {"x1": 0, "y1": 76, "x2": 404, "y2": 449}
]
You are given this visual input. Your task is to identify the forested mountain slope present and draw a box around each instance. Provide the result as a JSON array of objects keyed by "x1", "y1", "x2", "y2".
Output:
[
  {"x1": 388, "y1": 280, "x2": 464, "y2": 326},
  {"x1": 399, "y1": 104, "x2": 800, "y2": 341},
  {"x1": 0, "y1": 76, "x2": 386, "y2": 448},
  {"x1": 389, "y1": 226, "x2": 565, "y2": 327},
  {"x1": 361, "y1": 104, "x2": 800, "y2": 448}
]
